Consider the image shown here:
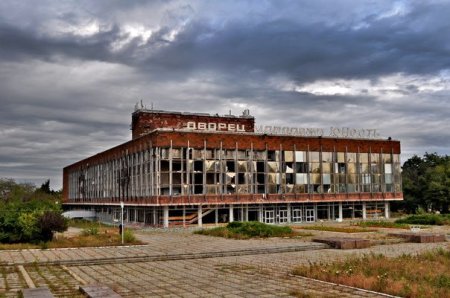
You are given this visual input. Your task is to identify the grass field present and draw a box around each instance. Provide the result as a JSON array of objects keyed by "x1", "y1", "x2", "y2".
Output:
[{"x1": 293, "y1": 248, "x2": 450, "y2": 298}]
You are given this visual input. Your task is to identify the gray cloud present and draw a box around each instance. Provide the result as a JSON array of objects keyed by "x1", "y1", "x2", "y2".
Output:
[{"x1": 0, "y1": 0, "x2": 449, "y2": 189}]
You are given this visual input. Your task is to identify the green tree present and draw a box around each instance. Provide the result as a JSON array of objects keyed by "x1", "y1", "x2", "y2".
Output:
[
  {"x1": 39, "y1": 179, "x2": 52, "y2": 194},
  {"x1": 0, "y1": 178, "x2": 67, "y2": 243},
  {"x1": 401, "y1": 153, "x2": 449, "y2": 213},
  {"x1": 424, "y1": 161, "x2": 450, "y2": 213}
]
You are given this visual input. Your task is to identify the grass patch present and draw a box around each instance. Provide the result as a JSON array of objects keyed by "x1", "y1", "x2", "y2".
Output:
[
  {"x1": 50, "y1": 227, "x2": 141, "y2": 247},
  {"x1": 194, "y1": 221, "x2": 307, "y2": 239},
  {"x1": 296, "y1": 225, "x2": 376, "y2": 233},
  {"x1": 395, "y1": 214, "x2": 450, "y2": 226},
  {"x1": 292, "y1": 248, "x2": 450, "y2": 298},
  {"x1": 0, "y1": 243, "x2": 41, "y2": 250},
  {"x1": 355, "y1": 220, "x2": 410, "y2": 229},
  {"x1": 0, "y1": 227, "x2": 142, "y2": 250},
  {"x1": 68, "y1": 219, "x2": 110, "y2": 229}
]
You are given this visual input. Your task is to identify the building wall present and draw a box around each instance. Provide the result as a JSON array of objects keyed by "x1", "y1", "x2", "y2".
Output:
[{"x1": 63, "y1": 130, "x2": 402, "y2": 206}]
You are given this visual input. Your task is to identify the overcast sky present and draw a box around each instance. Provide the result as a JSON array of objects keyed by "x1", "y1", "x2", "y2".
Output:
[{"x1": 1, "y1": 0, "x2": 449, "y2": 190}]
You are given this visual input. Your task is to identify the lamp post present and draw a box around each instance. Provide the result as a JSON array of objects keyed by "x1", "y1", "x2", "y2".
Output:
[{"x1": 120, "y1": 201, "x2": 124, "y2": 244}]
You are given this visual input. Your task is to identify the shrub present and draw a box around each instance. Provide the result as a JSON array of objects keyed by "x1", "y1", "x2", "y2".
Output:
[
  {"x1": 0, "y1": 180, "x2": 65, "y2": 244},
  {"x1": 81, "y1": 227, "x2": 99, "y2": 236},
  {"x1": 36, "y1": 211, "x2": 68, "y2": 242},
  {"x1": 227, "y1": 221, "x2": 293, "y2": 237},
  {"x1": 196, "y1": 221, "x2": 294, "y2": 239},
  {"x1": 395, "y1": 214, "x2": 449, "y2": 225},
  {"x1": 123, "y1": 229, "x2": 136, "y2": 243}
]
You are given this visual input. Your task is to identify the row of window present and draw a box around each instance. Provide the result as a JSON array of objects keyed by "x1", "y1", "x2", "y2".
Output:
[{"x1": 68, "y1": 147, "x2": 401, "y2": 199}]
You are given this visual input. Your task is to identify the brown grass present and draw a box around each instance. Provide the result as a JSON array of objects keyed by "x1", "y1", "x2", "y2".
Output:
[
  {"x1": 50, "y1": 227, "x2": 143, "y2": 248},
  {"x1": 0, "y1": 227, "x2": 143, "y2": 250},
  {"x1": 294, "y1": 225, "x2": 376, "y2": 233},
  {"x1": 354, "y1": 221, "x2": 410, "y2": 229},
  {"x1": 292, "y1": 248, "x2": 450, "y2": 298},
  {"x1": 0, "y1": 243, "x2": 41, "y2": 250}
]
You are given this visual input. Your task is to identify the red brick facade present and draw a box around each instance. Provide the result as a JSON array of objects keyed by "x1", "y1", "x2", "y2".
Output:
[{"x1": 131, "y1": 110, "x2": 255, "y2": 139}]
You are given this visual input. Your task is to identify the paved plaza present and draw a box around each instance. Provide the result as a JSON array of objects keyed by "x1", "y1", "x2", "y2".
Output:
[{"x1": 0, "y1": 227, "x2": 449, "y2": 297}]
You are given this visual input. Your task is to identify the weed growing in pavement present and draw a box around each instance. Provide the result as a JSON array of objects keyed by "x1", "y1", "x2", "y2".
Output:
[{"x1": 292, "y1": 248, "x2": 450, "y2": 298}]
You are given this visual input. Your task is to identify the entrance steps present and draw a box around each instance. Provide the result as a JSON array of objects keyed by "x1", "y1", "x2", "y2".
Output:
[{"x1": 168, "y1": 208, "x2": 214, "y2": 226}]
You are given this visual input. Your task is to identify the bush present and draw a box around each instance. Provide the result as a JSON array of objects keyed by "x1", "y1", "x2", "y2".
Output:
[
  {"x1": 81, "y1": 227, "x2": 99, "y2": 236},
  {"x1": 395, "y1": 214, "x2": 449, "y2": 225},
  {"x1": 227, "y1": 221, "x2": 293, "y2": 237},
  {"x1": 195, "y1": 221, "x2": 294, "y2": 239},
  {"x1": 0, "y1": 180, "x2": 66, "y2": 243},
  {"x1": 36, "y1": 211, "x2": 68, "y2": 242},
  {"x1": 123, "y1": 229, "x2": 136, "y2": 243}
]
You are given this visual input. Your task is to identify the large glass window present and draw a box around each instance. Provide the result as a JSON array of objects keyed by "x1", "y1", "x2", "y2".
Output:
[{"x1": 295, "y1": 151, "x2": 306, "y2": 162}]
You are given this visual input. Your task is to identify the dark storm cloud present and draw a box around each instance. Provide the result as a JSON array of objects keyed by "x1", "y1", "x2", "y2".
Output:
[
  {"x1": 1, "y1": 1, "x2": 450, "y2": 83},
  {"x1": 146, "y1": 13, "x2": 450, "y2": 84},
  {"x1": 0, "y1": 22, "x2": 120, "y2": 62},
  {"x1": 0, "y1": 0, "x2": 449, "y2": 189}
]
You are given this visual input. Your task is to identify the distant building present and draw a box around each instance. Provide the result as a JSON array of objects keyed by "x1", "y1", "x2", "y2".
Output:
[{"x1": 63, "y1": 108, "x2": 402, "y2": 227}]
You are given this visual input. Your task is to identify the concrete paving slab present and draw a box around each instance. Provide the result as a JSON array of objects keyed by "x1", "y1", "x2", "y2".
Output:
[
  {"x1": 22, "y1": 287, "x2": 54, "y2": 298},
  {"x1": 80, "y1": 284, "x2": 122, "y2": 298}
]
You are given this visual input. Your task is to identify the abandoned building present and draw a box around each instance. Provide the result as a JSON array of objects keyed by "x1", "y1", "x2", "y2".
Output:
[{"x1": 62, "y1": 108, "x2": 403, "y2": 227}]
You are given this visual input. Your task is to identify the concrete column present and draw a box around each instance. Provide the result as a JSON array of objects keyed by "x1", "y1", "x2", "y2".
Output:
[
  {"x1": 229, "y1": 205, "x2": 234, "y2": 222},
  {"x1": 362, "y1": 202, "x2": 367, "y2": 220},
  {"x1": 215, "y1": 207, "x2": 219, "y2": 225},
  {"x1": 244, "y1": 205, "x2": 248, "y2": 222},
  {"x1": 163, "y1": 206, "x2": 169, "y2": 228},
  {"x1": 314, "y1": 203, "x2": 318, "y2": 222},
  {"x1": 384, "y1": 202, "x2": 390, "y2": 219},
  {"x1": 198, "y1": 205, "x2": 203, "y2": 228},
  {"x1": 287, "y1": 203, "x2": 291, "y2": 223},
  {"x1": 134, "y1": 208, "x2": 138, "y2": 223},
  {"x1": 258, "y1": 205, "x2": 263, "y2": 222},
  {"x1": 182, "y1": 205, "x2": 186, "y2": 228},
  {"x1": 240, "y1": 206, "x2": 244, "y2": 222},
  {"x1": 337, "y1": 202, "x2": 343, "y2": 222}
]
